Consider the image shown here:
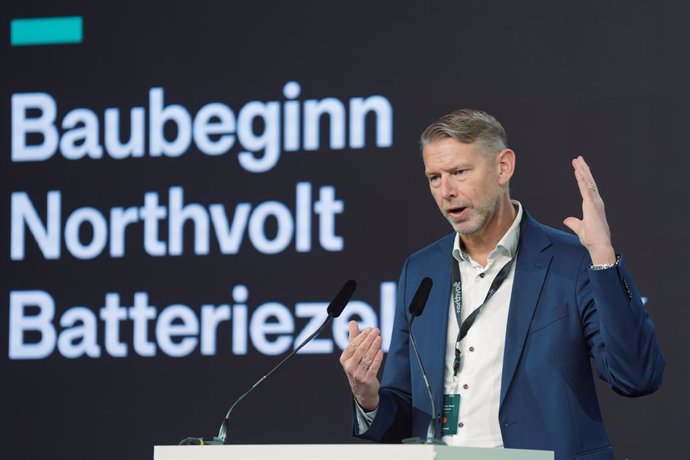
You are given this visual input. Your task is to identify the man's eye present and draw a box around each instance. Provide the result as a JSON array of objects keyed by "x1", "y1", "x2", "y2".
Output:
[
  {"x1": 453, "y1": 169, "x2": 466, "y2": 176},
  {"x1": 428, "y1": 176, "x2": 440, "y2": 184}
]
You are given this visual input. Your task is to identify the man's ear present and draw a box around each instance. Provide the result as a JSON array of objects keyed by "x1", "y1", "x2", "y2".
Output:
[{"x1": 496, "y1": 149, "x2": 515, "y2": 185}]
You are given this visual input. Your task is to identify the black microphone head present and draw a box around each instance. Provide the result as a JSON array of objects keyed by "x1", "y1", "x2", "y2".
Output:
[
  {"x1": 327, "y1": 280, "x2": 357, "y2": 317},
  {"x1": 409, "y1": 277, "x2": 433, "y2": 317}
]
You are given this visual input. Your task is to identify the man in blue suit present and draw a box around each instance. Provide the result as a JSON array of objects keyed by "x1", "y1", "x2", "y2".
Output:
[{"x1": 340, "y1": 110, "x2": 664, "y2": 459}]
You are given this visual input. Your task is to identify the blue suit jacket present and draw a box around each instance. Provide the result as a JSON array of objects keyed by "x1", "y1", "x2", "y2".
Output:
[{"x1": 355, "y1": 213, "x2": 664, "y2": 460}]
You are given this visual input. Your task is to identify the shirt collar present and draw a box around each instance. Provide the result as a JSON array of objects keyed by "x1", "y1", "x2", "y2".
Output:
[{"x1": 452, "y1": 200, "x2": 523, "y2": 264}]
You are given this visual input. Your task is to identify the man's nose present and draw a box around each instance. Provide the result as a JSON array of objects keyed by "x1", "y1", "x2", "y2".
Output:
[{"x1": 440, "y1": 175, "x2": 456, "y2": 200}]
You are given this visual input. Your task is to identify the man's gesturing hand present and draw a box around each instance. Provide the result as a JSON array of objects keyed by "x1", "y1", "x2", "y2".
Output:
[
  {"x1": 339, "y1": 321, "x2": 384, "y2": 412},
  {"x1": 563, "y1": 156, "x2": 617, "y2": 265}
]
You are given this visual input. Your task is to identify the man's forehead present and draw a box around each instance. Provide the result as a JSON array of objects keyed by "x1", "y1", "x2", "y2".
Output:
[{"x1": 423, "y1": 138, "x2": 482, "y2": 159}]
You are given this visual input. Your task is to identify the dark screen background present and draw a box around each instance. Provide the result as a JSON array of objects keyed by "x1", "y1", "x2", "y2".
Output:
[{"x1": 1, "y1": 2, "x2": 687, "y2": 459}]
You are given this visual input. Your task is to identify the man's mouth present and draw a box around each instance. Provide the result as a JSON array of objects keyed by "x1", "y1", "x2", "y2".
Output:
[{"x1": 446, "y1": 206, "x2": 467, "y2": 219}]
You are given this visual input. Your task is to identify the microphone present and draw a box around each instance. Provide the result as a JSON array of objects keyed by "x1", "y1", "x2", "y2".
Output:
[
  {"x1": 409, "y1": 277, "x2": 433, "y2": 317},
  {"x1": 327, "y1": 279, "x2": 356, "y2": 317},
  {"x1": 402, "y1": 277, "x2": 446, "y2": 445},
  {"x1": 179, "y1": 280, "x2": 357, "y2": 446}
]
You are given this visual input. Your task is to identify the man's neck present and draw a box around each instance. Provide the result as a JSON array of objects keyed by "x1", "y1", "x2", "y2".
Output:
[{"x1": 460, "y1": 198, "x2": 517, "y2": 267}]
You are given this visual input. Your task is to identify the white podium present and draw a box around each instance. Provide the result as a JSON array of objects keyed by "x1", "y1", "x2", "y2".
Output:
[{"x1": 154, "y1": 444, "x2": 553, "y2": 460}]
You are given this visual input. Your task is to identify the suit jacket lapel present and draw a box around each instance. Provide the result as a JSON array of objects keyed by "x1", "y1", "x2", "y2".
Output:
[
  {"x1": 416, "y1": 235, "x2": 453, "y2": 417},
  {"x1": 500, "y1": 213, "x2": 552, "y2": 406}
]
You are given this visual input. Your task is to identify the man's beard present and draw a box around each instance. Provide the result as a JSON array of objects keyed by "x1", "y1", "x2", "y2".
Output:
[{"x1": 447, "y1": 189, "x2": 502, "y2": 235}]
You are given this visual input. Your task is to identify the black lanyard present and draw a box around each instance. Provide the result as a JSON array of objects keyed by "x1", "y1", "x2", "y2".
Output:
[{"x1": 451, "y1": 253, "x2": 516, "y2": 377}]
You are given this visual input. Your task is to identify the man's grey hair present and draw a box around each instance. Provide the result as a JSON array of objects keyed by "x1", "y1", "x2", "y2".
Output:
[{"x1": 420, "y1": 109, "x2": 508, "y2": 155}]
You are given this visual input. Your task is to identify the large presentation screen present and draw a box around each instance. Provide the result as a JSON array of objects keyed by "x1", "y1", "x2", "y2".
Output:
[{"x1": 1, "y1": 2, "x2": 685, "y2": 460}]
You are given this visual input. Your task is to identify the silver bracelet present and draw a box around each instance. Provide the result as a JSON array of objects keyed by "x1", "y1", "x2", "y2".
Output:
[{"x1": 590, "y1": 255, "x2": 620, "y2": 271}]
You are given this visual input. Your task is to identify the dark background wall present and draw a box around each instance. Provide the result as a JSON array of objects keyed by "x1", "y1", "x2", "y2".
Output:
[{"x1": 1, "y1": 1, "x2": 687, "y2": 459}]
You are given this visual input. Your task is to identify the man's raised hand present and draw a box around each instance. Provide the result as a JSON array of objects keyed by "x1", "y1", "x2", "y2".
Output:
[{"x1": 563, "y1": 156, "x2": 617, "y2": 265}]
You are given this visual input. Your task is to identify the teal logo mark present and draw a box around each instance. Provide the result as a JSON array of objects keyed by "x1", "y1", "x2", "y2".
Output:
[{"x1": 11, "y1": 16, "x2": 83, "y2": 47}]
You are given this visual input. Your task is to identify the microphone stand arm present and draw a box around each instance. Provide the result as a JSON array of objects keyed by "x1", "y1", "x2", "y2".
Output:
[
  {"x1": 402, "y1": 316, "x2": 446, "y2": 445},
  {"x1": 214, "y1": 315, "x2": 334, "y2": 444}
]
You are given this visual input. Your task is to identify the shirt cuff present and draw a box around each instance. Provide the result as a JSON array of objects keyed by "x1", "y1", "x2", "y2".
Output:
[{"x1": 354, "y1": 399, "x2": 378, "y2": 433}]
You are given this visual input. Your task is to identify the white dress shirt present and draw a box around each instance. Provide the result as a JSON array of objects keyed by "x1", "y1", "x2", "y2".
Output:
[{"x1": 442, "y1": 201, "x2": 522, "y2": 447}]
